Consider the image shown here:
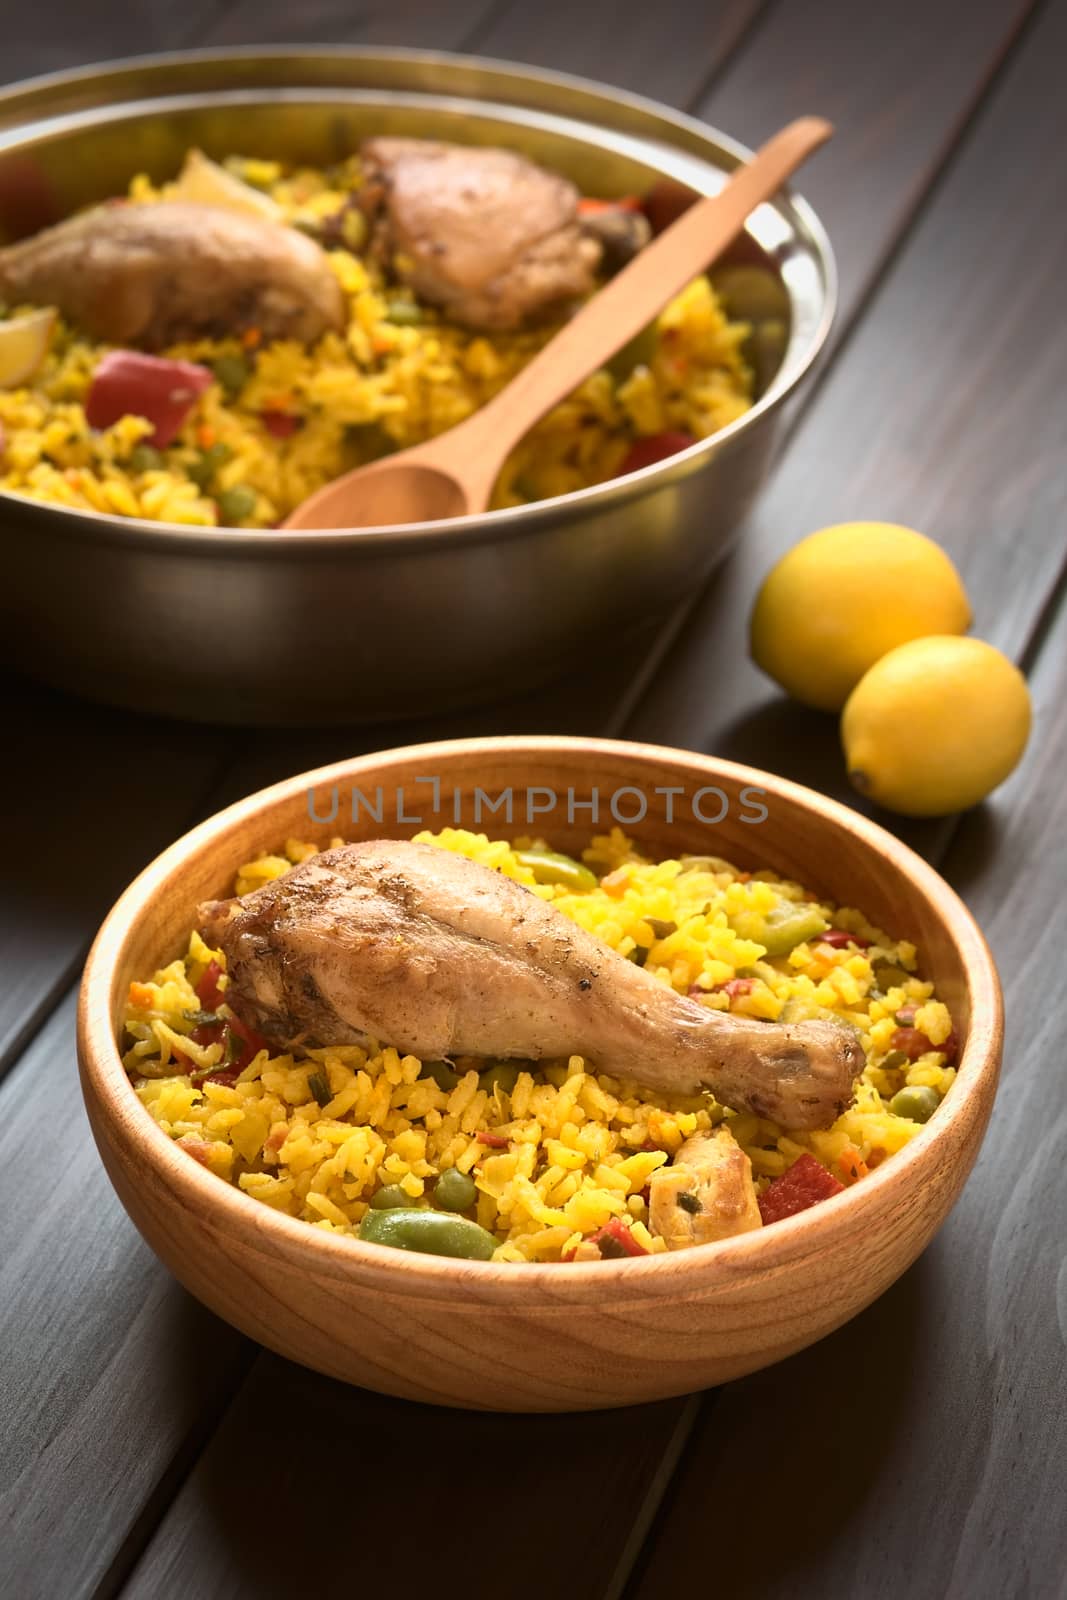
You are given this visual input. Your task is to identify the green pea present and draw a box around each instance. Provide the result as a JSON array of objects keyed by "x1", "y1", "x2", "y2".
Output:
[
  {"x1": 358, "y1": 1207, "x2": 497, "y2": 1261},
  {"x1": 186, "y1": 441, "x2": 234, "y2": 490},
  {"x1": 384, "y1": 298, "x2": 424, "y2": 325},
  {"x1": 217, "y1": 484, "x2": 258, "y2": 524},
  {"x1": 129, "y1": 443, "x2": 163, "y2": 474},
  {"x1": 212, "y1": 352, "x2": 251, "y2": 399},
  {"x1": 369, "y1": 1183, "x2": 413, "y2": 1210},
  {"x1": 419, "y1": 1058, "x2": 459, "y2": 1091},
  {"x1": 880, "y1": 1050, "x2": 910, "y2": 1072},
  {"x1": 754, "y1": 904, "x2": 830, "y2": 957},
  {"x1": 515, "y1": 848, "x2": 597, "y2": 892},
  {"x1": 479, "y1": 1062, "x2": 522, "y2": 1096},
  {"x1": 434, "y1": 1167, "x2": 477, "y2": 1212},
  {"x1": 889, "y1": 1085, "x2": 940, "y2": 1124}
]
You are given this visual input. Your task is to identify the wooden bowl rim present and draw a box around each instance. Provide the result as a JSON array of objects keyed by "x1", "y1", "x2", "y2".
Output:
[{"x1": 78, "y1": 735, "x2": 1003, "y2": 1297}]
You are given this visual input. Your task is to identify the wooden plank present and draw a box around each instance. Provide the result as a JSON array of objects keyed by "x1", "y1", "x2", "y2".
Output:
[
  {"x1": 0, "y1": 0, "x2": 230, "y2": 84},
  {"x1": 471, "y1": 0, "x2": 766, "y2": 105},
  {"x1": 0, "y1": 677, "x2": 229, "y2": 1077},
  {"x1": 122, "y1": 1361, "x2": 699, "y2": 1600},
  {"x1": 199, "y1": 0, "x2": 505, "y2": 51},
  {"x1": 624, "y1": 573, "x2": 1067, "y2": 1600},
  {"x1": 619, "y1": 0, "x2": 1067, "y2": 789},
  {"x1": 0, "y1": 991, "x2": 253, "y2": 1600}
]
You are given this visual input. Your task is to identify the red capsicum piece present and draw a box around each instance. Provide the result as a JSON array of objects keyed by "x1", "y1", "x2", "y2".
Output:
[{"x1": 86, "y1": 350, "x2": 213, "y2": 447}]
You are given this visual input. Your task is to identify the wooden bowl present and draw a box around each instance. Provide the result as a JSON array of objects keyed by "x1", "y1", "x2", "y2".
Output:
[{"x1": 78, "y1": 738, "x2": 1002, "y2": 1412}]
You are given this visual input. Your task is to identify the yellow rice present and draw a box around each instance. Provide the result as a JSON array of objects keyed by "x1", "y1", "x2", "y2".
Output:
[
  {"x1": 0, "y1": 153, "x2": 754, "y2": 527},
  {"x1": 123, "y1": 828, "x2": 957, "y2": 1263}
]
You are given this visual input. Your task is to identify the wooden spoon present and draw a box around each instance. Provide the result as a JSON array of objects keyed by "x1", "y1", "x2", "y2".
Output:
[{"x1": 283, "y1": 116, "x2": 833, "y2": 531}]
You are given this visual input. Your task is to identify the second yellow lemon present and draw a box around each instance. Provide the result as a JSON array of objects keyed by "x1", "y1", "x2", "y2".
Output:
[
  {"x1": 841, "y1": 636, "x2": 1031, "y2": 816},
  {"x1": 750, "y1": 522, "x2": 972, "y2": 711}
]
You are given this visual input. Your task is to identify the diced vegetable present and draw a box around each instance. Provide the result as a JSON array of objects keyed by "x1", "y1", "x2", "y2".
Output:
[
  {"x1": 577, "y1": 195, "x2": 641, "y2": 215},
  {"x1": 617, "y1": 431, "x2": 697, "y2": 476},
  {"x1": 195, "y1": 961, "x2": 226, "y2": 1011},
  {"x1": 514, "y1": 847, "x2": 597, "y2": 892},
  {"x1": 890, "y1": 1026, "x2": 937, "y2": 1061},
  {"x1": 384, "y1": 298, "x2": 424, "y2": 325},
  {"x1": 185, "y1": 441, "x2": 233, "y2": 489},
  {"x1": 757, "y1": 1152, "x2": 844, "y2": 1225},
  {"x1": 307, "y1": 1070, "x2": 331, "y2": 1107},
  {"x1": 715, "y1": 977, "x2": 756, "y2": 1001},
  {"x1": 419, "y1": 1058, "x2": 459, "y2": 1091},
  {"x1": 434, "y1": 1168, "x2": 477, "y2": 1212},
  {"x1": 755, "y1": 908, "x2": 831, "y2": 953},
  {"x1": 476, "y1": 1130, "x2": 509, "y2": 1148},
  {"x1": 358, "y1": 1208, "x2": 497, "y2": 1260},
  {"x1": 85, "y1": 351, "x2": 213, "y2": 447},
  {"x1": 128, "y1": 443, "x2": 164, "y2": 474},
  {"x1": 0, "y1": 306, "x2": 56, "y2": 389},
  {"x1": 262, "y1": 409, "x2": 301, "y2": 439},
  {"x1": 889, "y1": 1085, "x2": 940, "y2": 1123},
  {"x1": 565, "y1": 1217, "x2": 649, "y2": 1260},
  {"x1": 479, "y1": 1062, "x2": 522, "y2": 1096},
  {"x1": 820, "y1": 928, "x2": 871, "y2": 949},
  {"x1": 211, "y1": 352, "x2": 251, "y2": 399},
  {"x1": 607, "y1": 322, "x2": 658, "y2": 380},
  {"x1": 216, "y1": 484, "x2": 258, "y2": 524}
]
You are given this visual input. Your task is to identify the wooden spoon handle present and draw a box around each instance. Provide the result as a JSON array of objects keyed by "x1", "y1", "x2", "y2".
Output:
[{"x1": 435, "y1": 116, "x2": 832, "y2": 489}]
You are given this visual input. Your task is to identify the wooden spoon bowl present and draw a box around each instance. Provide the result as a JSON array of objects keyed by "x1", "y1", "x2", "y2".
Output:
[{"x1": 77, "y1": 738, "x2": 1002, "y2": 1411}]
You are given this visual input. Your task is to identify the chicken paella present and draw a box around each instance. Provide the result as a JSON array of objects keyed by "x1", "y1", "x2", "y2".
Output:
[
  {"x1": 0, "y1": 138, "x2": 756, "y2": 527},
  {"x1": 123, "y1": 828, "x2": 959, "y2": 1264}
]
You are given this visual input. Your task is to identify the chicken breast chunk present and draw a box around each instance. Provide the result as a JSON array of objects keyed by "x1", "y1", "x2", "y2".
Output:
[
  {"x1": 359, "y1": 137, "x2": 602, "y2": 331},
  {"x1": 197, "y1": 840, "x2": 863, "y2": 1131},
  {"x1": 648, "y1": 1129, "x2": 763, "y2": 1249},
  {"x1": 0, "y1": 201, "x2": 345, "y2": 348}
]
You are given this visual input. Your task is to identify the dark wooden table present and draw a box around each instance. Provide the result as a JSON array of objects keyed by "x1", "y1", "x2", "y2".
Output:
[{"x1": 3, "y1": 3, "x2": 1065, "y2": 1596}]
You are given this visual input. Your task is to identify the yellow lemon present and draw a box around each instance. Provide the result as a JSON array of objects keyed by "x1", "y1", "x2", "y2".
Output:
[
  {"x1": 841, "y1": 636, "x2": 1031, "y2": 816},
  {"x1": 750, "y1": 522, "x2": 972, "y2": 711}
]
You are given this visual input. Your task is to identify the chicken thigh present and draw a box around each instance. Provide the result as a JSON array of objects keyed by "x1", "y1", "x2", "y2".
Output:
[{"x1": 0, "y1": 201, "x2": 345, "y2": 348}]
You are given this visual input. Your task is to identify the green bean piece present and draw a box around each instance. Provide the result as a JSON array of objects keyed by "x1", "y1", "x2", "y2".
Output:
[
  {"x1": 358, "y1": 1207, "x2": 497, "y2": 1260},
  {"x1": 607, "y1": 321, "x2": 658, "y2": 381},
  {"x1": 129, "y1": 443, "x2": 163, "y2": 474},
  {"x1": 750, "y1": 904, "x2": 830, "y2": 957},
  {"x1": 419, "y1": 1058, "x2": 459, "y2": 1091},
  {"x1": 306, "y1": 1069, "x2": 331, "y2": 1107},
  {"x1": 881, "y1": 1050, "x2": 910, "y2": 1072},
  {"x1": 384, "y1": 298, "x2": 424, "y2": 325},
  {"x1": 515, "y1": 847, "x2": 598, "y2": 892},
  {"x1": 646, "y1": 919, "x2": 677, "y2": 941},
  {"x1": 212, "y1": 352, "x2": 251, "y2": 399},
  {"x1": 479, "y1": 1062, "x2": 522, "y2": 1096},
  {"x1": 217, "y1": 484, "x2": 258, "y2": 524},
  {"x1": 889, "y1": 1085, "x2": 940, "y2": 1123},
  {"x1": 369, "y1": 1183, "x2": 416, "y2": 1210},
  {"x1": 434, "y1": 1167, "x2": 478, "y2": 1212},
  {"x1": 627, "y1": 946, "x2": 649, "y2": 967}
]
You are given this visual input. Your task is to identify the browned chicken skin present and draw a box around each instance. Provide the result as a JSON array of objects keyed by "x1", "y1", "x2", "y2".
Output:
[
  {"x1": 359, "y1": 137, "x2": 602, "y2": 331},
  {"x1": 197, "y1": 840, "x2": 864, "y2": 1132},
  {"x1": 648, "y1": 1129, "x2": 763, "y2": 1248},
  {"x1": 0, "y1": 202, "x2": 345, "y2": 348}
]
